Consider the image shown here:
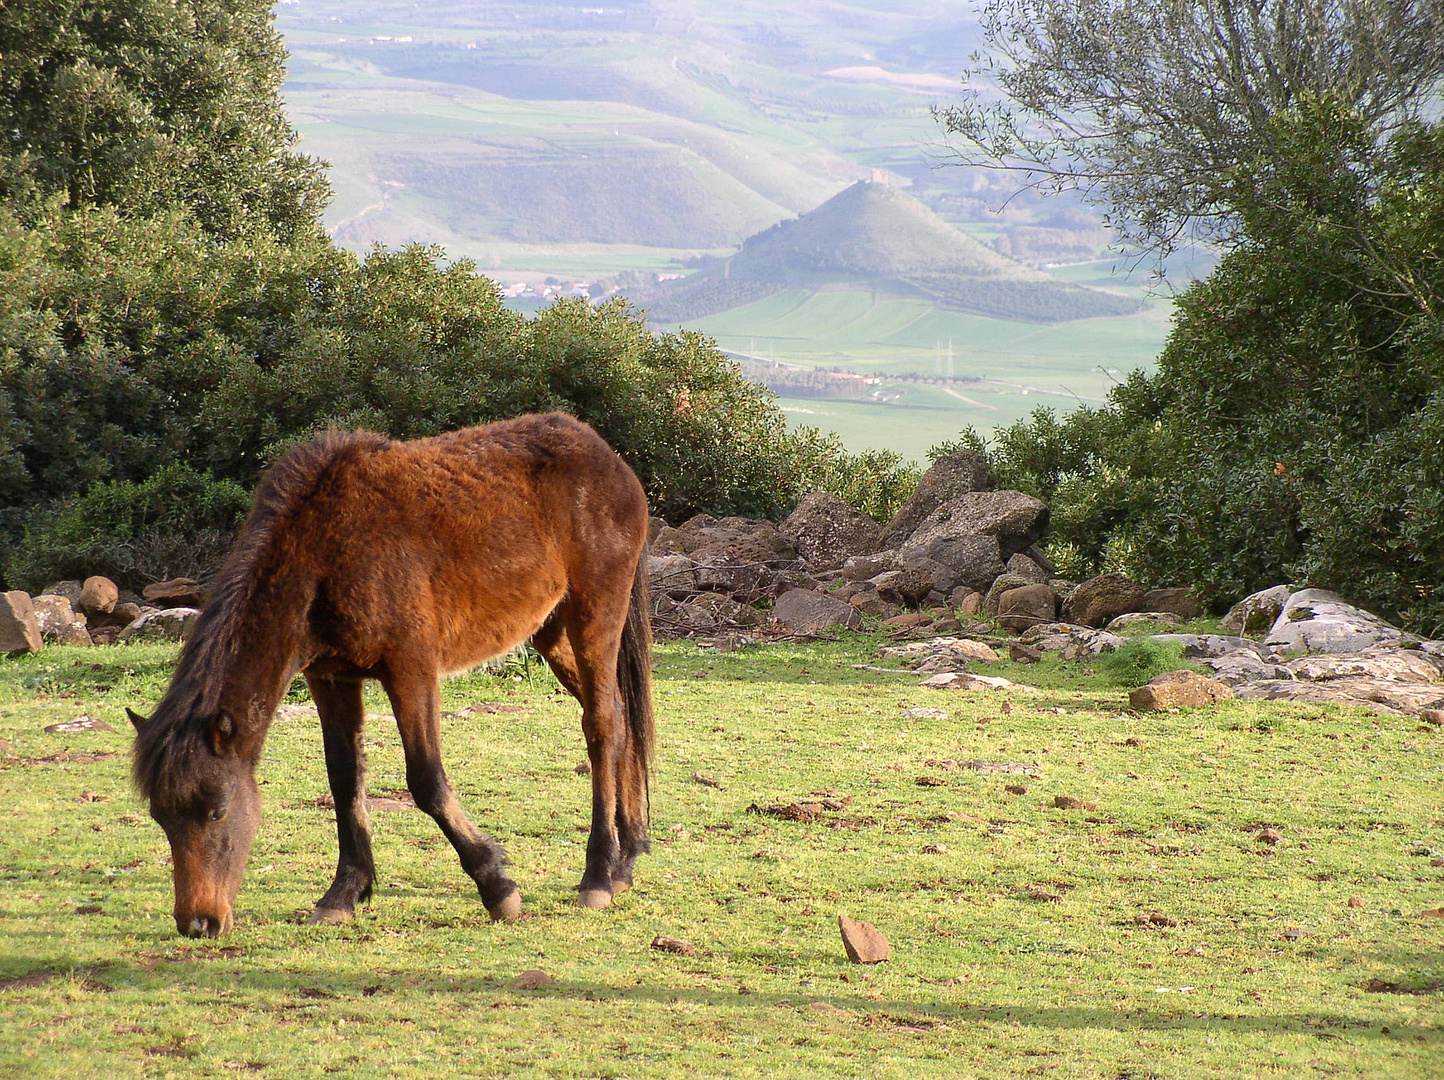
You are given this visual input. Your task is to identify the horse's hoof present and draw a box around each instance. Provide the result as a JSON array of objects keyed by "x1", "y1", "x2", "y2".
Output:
[
  {"x1": 610, "y1": 878, "x2": 631, "y2": 896},
  {"x1": 307, "y1": 906, "x2": 353, "y2": 926},
  {"x1": 577, "y1": 888, "x2": 613, "y2": 910},
  {"x1": 487, "y1": 890, "x2": 522, "y2": 923}
]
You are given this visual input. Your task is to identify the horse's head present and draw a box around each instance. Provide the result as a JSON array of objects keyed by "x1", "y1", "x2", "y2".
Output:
[{"x1": 129, "y1": 708, "x2": 261, "y2": 938}]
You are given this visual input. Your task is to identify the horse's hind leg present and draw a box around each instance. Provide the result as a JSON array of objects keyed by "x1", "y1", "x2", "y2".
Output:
[
  {"x1": 306, "y1": 674, "x2": 374, "y2": 925},
  {"x1": 537, "y1": 601, "x2": 637, "y2": 910},
  {"x1": 534, "y1": 611, "x2": 643, "y2": 900},
  {"x1": 380, "y1": 664, "x2": 521, "y2": 923}
]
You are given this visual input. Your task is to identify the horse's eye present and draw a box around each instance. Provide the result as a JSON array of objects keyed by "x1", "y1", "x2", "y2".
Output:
[{"x1": 208, "y1": 807, "x2": 227, "y2": 822}]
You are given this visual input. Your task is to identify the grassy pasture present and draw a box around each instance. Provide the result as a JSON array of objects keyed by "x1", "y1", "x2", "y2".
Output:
[
  {"x1": 1, "y1": 636, "x2": 1440, "y2": 1078},
  {"x1": 675, "y1": 284, "x2": 1172, "y2": 450}
]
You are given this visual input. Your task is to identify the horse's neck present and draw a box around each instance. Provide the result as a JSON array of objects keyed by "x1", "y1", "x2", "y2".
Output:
[{"x1": 207, "y1": 579, "x2": 311, "y2": 756}]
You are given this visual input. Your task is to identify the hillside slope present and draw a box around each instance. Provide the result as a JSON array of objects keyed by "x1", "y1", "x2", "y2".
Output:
[{"x1": 635, "y1": 182, "x2": 1143, "y2": 324}]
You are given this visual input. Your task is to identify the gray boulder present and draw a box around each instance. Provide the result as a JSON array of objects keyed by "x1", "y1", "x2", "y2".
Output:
[
  {"x1": 647, "y1": 554, "x2": 699, "y2": 598},
  {"x1": 120, "y1": 607, "x2": 199, "y2": 643},
  {"x1": 1147, "y1": 634, "x2": 1273, "y2": 660},
  {"x1": 1218, "y1": 585, "x2": 1291, "y2": 638},
  {"x1": 780, "y1": 493, "x2": 881, "y2": 571},
  {"x1": 40, "y1": 580, "x2": 84, "y2": 604},
  {"x1": 773, "y1": 589, "x2": 863, "y2": 634},
  {"x1": 1263, "y1": 589, "x2": 1418, "y2": 657},
  {"x1": 1105, "y1": 611, "x2": 1183, "y2": 633},
  {"x1": 879, "y1": 450, "x2": 991, "y2": 549},
  {"x1": 897, "y1": 551, "x2": 963, "y2": 596},
  {"x1": 842, "y1": 550, "x2": 901, "y2": 582},
  {"x1": 1141, "y1": 587, "x2": 1203, "y2": 620},
  {"x1": 996, "y1": 584, "x2": 1059, "y2": 632},
  {"x1": 31, "y1": 594, "x2": 92, "y2": 646},
  {"x1": 983, "y1": 572, "x2": 1035, "y2": 617},
  {"x1": 901, "y1": 490, "x2": 1050, "y2": 560},
  {"x1": 901, "y1": 532, "x2": 1004, "y2": 593},
  {"x1": 0, "y1": 592, "x2": 42, "y2": 654},
  {"x1": 679, "y1": 515, "x2": 799, "y2": 565},
  {"x1": 1004, "y1": 552, "x2": 1051, "y2": 584},
  {"x1": 1018, "y1": 622, "x2": 1124, "y2": 657},
  {"x1": 142, "y1": 578, "x2": 207, "y2": 608},
  {"x1": 849, "y1": 589, "x2": 903, "y2": 620}
]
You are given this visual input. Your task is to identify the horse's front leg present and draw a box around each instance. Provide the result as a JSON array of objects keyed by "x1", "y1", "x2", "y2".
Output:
[
  {"x1": 305, "y1": 673, "x2": 374, "y2": 925},
  {"x1": 381, "y1": 665, "x2": 521, "y2": 923}
]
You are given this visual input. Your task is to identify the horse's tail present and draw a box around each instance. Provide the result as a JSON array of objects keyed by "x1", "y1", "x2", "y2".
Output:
[{"x1": 619, "y1": 544, "x2": 655, "y2": 815}]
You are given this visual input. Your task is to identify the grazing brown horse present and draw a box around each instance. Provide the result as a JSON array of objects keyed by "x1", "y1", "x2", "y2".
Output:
[{"x1": 130, "y1": 413, "x2": 654, "y2": 937}]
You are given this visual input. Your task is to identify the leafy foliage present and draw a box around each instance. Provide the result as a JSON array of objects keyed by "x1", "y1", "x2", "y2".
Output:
[
  {"x1": 938, "y1": 0, "x2": 1444, "y2": 260},
  {"x1": 0, "y1": 207, "x2": 916, "y2": 585},
  {"x1": 0, "y1": 0, "x2": 329, "y2": 241},
  {"x1": 945, "y1": 114, "x2": 1444, "y2": 632},
  {"x1": 9, "y1": 463, "x2": 250, "y2": 591}
]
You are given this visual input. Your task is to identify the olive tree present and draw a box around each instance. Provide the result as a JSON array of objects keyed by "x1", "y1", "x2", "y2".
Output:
[
  {"x1": 0, "y1": 0, "x2": 328, "y2": 239},
  {"x1": 937, "y1": 0, "x2": 1444, "y2": 262}
]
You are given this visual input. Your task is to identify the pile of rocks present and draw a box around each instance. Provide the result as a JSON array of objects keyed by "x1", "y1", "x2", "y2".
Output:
[
  {"x1": 646, "y1": 450, "x2": 1199, "y2": 640},
  {"x1": 887, "y1": 584, "x2": 1444, "y2": 717},
  {"x1": 0, "y1": 576, "x2": 204, "y2": 653}
]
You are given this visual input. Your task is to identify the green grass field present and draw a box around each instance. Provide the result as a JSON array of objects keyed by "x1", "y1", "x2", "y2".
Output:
[
  {"x1": 1, "y1": 635, "x2": 1439, "y2": 1078},
  {"x1": 671, "y1": 283, "x2": 1172, "y2": 451}
]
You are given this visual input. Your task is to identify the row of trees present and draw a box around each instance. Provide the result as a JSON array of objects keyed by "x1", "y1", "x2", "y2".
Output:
[
  {"x1": 0, "y1": 1, "x2": 917, "y2": 590},
  {"x1": 938, "y1": 0, "x2": 1444, "y2": 632}
]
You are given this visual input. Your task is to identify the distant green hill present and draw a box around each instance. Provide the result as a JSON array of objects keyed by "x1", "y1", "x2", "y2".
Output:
[{"x1": 635, "y1": 182, "x2": 1143, "y2": 324}]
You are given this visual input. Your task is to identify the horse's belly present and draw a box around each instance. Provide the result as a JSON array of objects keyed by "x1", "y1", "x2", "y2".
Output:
[{"x1": 434, "y1": 571, "x2": 565, "y2": 674}]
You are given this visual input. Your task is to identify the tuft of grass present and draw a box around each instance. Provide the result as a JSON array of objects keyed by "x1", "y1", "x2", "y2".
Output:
[{"x1": 1095, "y1": 638, "x2": 1203, "y2": 688}]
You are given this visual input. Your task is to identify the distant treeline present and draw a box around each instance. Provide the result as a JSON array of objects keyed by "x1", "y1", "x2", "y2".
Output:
[
  {"x1": 633, "y1": 274, "x2": 784, "y2": 325},
  {"x1": 741, "y1": 364, "x2": 986, "y2": 400}
]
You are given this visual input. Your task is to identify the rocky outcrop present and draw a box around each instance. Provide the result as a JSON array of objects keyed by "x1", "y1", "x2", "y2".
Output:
[
  {"x1": 1129, "y1": 670, "x2": 1235, "y2": 710},
  {"x1": 773, "y1": 589, "x2": 862, "y2": 634},
  {"x1": 1218, "y1": 585, "x2": 1291, "y2": 638},
  {"x1": 1062, "y1": 573, "x2": 1145, "y2": 627},
  {"x1": 142, "y1": 578, "x2": 207, "y2": 609},
  {"x1": 1141, "y1": 588, "x2": 1202, "y2": 620},
  {"x1": 779, "y1": 493, "x2": 881, "y2": 571},
  {"x1": 120, "y1": 607, "x2": 200, "y2": 643},
  {"x1": 1263, "y1": 588, "x2": 1418, "y2": 657},
  {"x1": 996, "y1": 584, "x2": 1058, "y2": 632},
  {"x1": 31, "y1": 595, "x2": 91, "y2": 646},
  {"x1": 878, "y1": 450, "x2": 990, "y2": 549}
]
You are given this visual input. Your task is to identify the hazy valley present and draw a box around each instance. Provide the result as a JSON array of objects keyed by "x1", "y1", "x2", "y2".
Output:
[{"x1": 276, "y1": 0, "x2": 1193, "y2": 455}]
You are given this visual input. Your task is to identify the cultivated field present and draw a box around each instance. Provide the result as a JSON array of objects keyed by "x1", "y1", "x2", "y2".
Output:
[
  {"x1": 1, "y1": 635, "x2": 1439, "y2": 1078},
  {"x1": 684, "y1": 283, "x2": 1173, "y2": 451}
]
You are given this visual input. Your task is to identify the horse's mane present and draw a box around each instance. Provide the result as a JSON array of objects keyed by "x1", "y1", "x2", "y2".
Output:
[{"x1": 133, "y1": 429, "x2": 390, "y2": 806}]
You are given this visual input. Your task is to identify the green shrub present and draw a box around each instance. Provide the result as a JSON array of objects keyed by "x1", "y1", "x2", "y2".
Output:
[
  {"x1": 941, "y1": 116, "x2": 1444, "y2": 634},
  {"x1": 8, "y1": 462, "x2": 251, "y2": 590},
  {"x1": 1094, "y1": 639, "x2": 1199, "y2": 688}
]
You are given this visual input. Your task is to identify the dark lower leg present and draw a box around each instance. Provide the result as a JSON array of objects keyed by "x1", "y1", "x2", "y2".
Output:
[
  {"x1": 308, "y1": 674, "x2": 373, "y2": 921},
  {"x1": 580, "y1": 711, "x2": 624, "y2": 904},
  {"x1": 386, "y1": 673, "x2": 519, "y2": 920}
]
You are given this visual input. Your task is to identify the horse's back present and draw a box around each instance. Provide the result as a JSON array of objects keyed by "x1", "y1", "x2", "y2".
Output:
[{"x1": 289, "y1": 414, "x2": 647, "y2": 669}]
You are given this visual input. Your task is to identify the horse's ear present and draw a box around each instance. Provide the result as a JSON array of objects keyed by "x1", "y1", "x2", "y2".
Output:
[
  {"x1": 209, "y1": 711, "x2": 237, "y2": 754},
  {"x1": 125, "y1": 708, "x2": 149, "y2": 732}
]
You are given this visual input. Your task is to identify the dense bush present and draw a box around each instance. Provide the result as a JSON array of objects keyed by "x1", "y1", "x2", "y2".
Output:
[
  {"x1": 0, "y1": 209, "x2": 918, "y2": 586},
  {"x1": 0, "y1": 0, "x2": 921, "y2": 590},
  {"x1": 9, "y1": 462, "x2": 250, "y2": 590},
  {"x1": 943, "y1": 115, "x2": 1444, "y2": 633}
]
